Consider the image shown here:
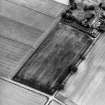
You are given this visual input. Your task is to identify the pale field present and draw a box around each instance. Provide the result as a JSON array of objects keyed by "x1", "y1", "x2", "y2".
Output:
[{"x1": 0, "y1": 0, "x2": 105, "y2": 105}]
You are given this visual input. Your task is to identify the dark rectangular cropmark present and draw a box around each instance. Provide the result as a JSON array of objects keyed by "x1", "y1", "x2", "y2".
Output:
[{"x1": 13, "y1": 22, "x2": 93, "y2": 95}]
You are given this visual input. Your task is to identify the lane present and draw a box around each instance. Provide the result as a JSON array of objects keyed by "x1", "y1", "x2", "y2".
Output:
[{"x1": 49, "y1": 100, "x2": 61, "y2": 105}]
